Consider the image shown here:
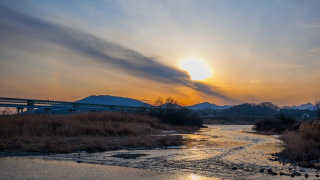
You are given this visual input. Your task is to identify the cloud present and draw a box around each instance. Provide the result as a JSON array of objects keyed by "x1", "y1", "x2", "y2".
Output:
[
  {"x1": 308, "y1": 47, "x2": 320, "y2": 53},
  {"x1": 0, "y1": 4, "x2": 237, "y2": 103},
  {"x1": 192, "y1": 82, "x2": 236, "y2": 102}
]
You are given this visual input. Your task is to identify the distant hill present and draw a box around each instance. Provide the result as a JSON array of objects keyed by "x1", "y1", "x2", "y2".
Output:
[
  {"x1": 76, "y1": 95, "x2": 151, "y2": 107},
  {"x1": 188, "y1": 102, "x2": 232, "y2": 110},
  {"x1": 224, "y1": 102, "x2": 280, "y2": 117},
  {"x1": 291, "y1": 103, "x2": 315, "y2": 110}
]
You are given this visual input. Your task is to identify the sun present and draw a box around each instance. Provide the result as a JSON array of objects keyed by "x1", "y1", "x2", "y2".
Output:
[{"x1": 180, "y1": 56, "x2": 213, "y2": 80}]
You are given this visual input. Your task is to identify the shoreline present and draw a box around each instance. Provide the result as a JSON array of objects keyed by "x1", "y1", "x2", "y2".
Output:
[
  {"x1": 2, "y1": 122, "x2": 319, "y2": 172},
  {"x1": 0, "y1": 156, "x2": 216, "y2": 180},
  {"x1": 1, "y1": 125, "x2": 319, "y2": 179},
  {"x1": 247, "y1": 126, "x2": 320, "y2": 170}
]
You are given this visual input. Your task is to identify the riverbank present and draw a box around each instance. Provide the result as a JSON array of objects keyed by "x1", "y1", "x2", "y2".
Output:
[
  {"x1": 253, "y1": 119, "x2": 320, "y2": 170},
  {"x1": 21, "y1": 125, "x2": 320, "y2": 179},
  {"x1": 0, "y1": 112, "x2": 200, "y2": 154},
  {"x1": 2, "y1": 123, "x2": 319, "y2": 179}
]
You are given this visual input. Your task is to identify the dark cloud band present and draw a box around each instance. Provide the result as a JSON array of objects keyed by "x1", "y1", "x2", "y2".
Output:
[{"x1": 0, "y1": 4, "x2": 236, "y2": 103}]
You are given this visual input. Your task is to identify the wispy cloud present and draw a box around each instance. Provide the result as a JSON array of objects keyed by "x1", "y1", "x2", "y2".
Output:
[
  {"x1": 0, "y1": 4, "x2": 237, "y2": 103},
  {"x1": 308, "y1": 47, "x2": 320, "y2": 53}
]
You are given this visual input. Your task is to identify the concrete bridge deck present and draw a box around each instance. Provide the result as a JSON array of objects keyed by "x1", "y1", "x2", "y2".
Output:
[{"x1": 0, "y1": 97, "x2": 146, "y2": 114}]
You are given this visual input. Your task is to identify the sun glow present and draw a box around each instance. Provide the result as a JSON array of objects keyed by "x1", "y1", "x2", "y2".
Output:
[{"x1": 180, "y1": 56, "x2": 213, "y2": 80}]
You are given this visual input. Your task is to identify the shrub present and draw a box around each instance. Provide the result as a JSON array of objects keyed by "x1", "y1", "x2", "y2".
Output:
[
  {"x1": 275, "y1": 113, "x2": 296, "y2": 125},
  {"x1": 254, "y1": 119, "x2": 278, "y2": 132},
  {"x1": 148, "y1": 97, "x2": 203, "y2": 127},
  {"x1": 254, "y1": 113, "x2": 299, "y2": 133}
]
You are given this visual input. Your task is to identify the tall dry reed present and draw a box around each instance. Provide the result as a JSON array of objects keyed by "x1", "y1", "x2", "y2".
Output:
[
  {"x1": 0, "y1": 112, "x2": 190, "y2": 153},
  {"x1": 0, "y1": 112, "x2": 169, "y2": 137},
  {"x1": 280, "y1": 121, "x2": 320, "y2": 161}
]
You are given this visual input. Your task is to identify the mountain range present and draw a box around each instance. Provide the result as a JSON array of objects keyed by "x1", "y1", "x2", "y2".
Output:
[
  {"x1": 76, "y1": 95, "x2": 232, "y2": 110},
  {"x1": 290, "y1": 103, "x2": 315, "y2": 110},
  {"x1": 75, "y1": 95, "x2": 316, "y2": 111},
  {"x1": 187, "y1": 102, "x2": 232, "y2": 110}
]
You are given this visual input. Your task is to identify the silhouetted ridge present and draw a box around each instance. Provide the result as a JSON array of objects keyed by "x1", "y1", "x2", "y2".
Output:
[
  {"x1": 188, "y1": 102, "x2": 232, "y2": 110},
  {"x1": 224, "y1": 102, "x2": 279, "y2": 117},
  {"x1": 76, "y1": 95, "x2": 150, "y2": 107},
  {"x1": 290, "y1": 103, "x2": 315, "y2": 110}
]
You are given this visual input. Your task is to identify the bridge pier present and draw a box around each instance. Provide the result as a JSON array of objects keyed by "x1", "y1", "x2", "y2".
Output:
[
  {"x1": 44, "y1": 108, "x2": 52, "y2": 115},
  {"x1": 26, "y1": 100, "x2": 35, "y2": 114},
  {"x1": 16, "y1": 107, "x2": 24, "y2": 114}
]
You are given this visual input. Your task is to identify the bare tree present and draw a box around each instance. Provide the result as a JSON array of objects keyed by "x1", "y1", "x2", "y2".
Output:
[
  {"x1": 148, "y1": 96, "x2": 202, "y2": 126},
  {"x1": 151, "y1": 97, "x2": 164, "y2": 117},
  {"x1": 315, "y1": 100, "x2": 320, "y2": 119},
  {"x1": 154, "y1": 97, "x2": 164, "y2": 107}
]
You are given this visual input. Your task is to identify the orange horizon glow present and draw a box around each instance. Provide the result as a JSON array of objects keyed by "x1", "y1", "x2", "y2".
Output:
[{"x1": 0, "y1": 1, "x2": 319, "y2": 107}]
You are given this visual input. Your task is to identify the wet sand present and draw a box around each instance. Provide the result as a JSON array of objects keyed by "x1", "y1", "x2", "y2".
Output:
[{"x1": 1, "y1": 125, "x2": 319, "y2": 179}]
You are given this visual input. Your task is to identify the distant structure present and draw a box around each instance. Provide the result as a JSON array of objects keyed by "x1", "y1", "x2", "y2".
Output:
[
  {"x1": 302, "y1": 114, "x2": 310, "y2": 119},
  {"x1": 0, "y1": 97, "x2": 145, "y2": 114}
]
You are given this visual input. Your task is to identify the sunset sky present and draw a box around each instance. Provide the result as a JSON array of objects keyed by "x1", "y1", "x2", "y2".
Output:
[{"x1": 0, "y1": 0, "x2": 320, "y2": 106}]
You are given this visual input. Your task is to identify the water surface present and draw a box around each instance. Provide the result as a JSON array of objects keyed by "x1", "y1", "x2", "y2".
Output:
[{"x1": 2, "y1": 125, "x2": 319, "y2": 179}]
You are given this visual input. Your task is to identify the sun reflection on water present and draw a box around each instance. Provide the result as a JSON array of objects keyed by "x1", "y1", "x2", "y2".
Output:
[
  {"x1": 191, "y1": 174, "x2": 199, "y2": 180},
  {"x1": 186, "y1": 173, "x2": 220, "y2": 180}
]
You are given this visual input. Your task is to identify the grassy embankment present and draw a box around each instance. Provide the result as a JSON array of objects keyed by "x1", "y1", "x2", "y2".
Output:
[{"x1": 0, "y1": 111, "x2": 200, "y2": 153}]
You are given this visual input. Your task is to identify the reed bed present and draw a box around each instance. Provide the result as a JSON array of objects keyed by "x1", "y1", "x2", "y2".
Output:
[
  {"x1": 280, "y1": 121, "x2": 320, "y2": 161},
  {"x1": 0, "y1": 112, "x2": 196, "y2": 153}
]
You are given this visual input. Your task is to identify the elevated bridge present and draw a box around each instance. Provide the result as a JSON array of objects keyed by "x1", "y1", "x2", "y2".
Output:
[{"x1": 0, "y1": 97, "x2": 146, "y2": 114}]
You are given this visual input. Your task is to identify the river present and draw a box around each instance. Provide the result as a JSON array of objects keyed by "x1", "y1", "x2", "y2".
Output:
[{"x1": 1, "y1": 125, "x2": 319, "y2": 179}]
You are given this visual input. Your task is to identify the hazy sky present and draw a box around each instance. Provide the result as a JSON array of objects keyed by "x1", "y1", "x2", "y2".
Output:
[{"x1": 0, "y1": 0, "x2": 320, "y2": 106}]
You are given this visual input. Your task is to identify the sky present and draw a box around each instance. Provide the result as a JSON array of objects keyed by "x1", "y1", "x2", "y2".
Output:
[{"x1": 0, "y1": 0, "x2": 320, "y2": 106}]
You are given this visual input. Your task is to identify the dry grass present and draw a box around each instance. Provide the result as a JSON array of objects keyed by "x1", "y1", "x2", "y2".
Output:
[
  {"x1": 0, "y1": 112, "x2": 165, "y2": 137},
  {"x1": 0, "y1": 112, "x2": 197, "y2": 153},
  {"x1": 280, "y1": 121, "x2": 320, "y2": 161},
  {"x1": 0, "y1": 136, "x2": 184, "y2": 153}
]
